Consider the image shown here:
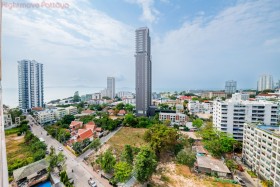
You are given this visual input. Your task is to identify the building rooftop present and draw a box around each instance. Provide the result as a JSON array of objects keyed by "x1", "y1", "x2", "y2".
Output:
[
  {"x1": 13, "y1": 159, "x2": 48, "y2": 181},
  {"x1": 196, "y1": 156, "x2": 230, "y2": 174},
  {"x1": 255, "y1": 124, "x2": 280, "y2": 136}
]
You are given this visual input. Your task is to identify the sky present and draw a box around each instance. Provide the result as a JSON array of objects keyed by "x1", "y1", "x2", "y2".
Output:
[{"x1": 2, "y1": 0, "x2": 280, "y2": 93}]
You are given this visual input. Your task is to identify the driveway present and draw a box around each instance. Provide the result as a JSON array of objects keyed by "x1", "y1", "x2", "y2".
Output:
[{"x1": 27, "y1": 115, "x2": 111, "y2": 187}]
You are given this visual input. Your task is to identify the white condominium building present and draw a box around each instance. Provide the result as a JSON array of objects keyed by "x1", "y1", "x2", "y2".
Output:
[
  {"x1": 36, "y1": 110, "x2": 55, "y2": 124},
  {"x1": 188, "y1": 101, "x2": 213, "y2": 114},
  {"x1": 54, "y1": 108, "x2": 67, "y2": 120},
  {"x1": 243, "y1": 123, "x2": 280, "y2": 187},
  {"x1": 65, "y1": 106, "x2": 78, "y2": 115},
  {"x1": 159, "y1": 112, "x2": 187, "y2": 125},
  {"x1": 258, "y1": 74, "x2": 274, "y2": 91},
  {"x1": 213, "y1": 97, "x2": 278, "y2": 140}
]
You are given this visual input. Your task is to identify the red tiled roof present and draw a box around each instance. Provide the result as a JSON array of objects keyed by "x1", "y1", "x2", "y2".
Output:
[
  {"x1": 85, "y1": 124, "x2": 96, "y2": 131},
  {"x1": 78, "y1": 129, "x2": 87, "y2": 135},
  {"x1": 81, "y1": 109, "x2": 95, "y2": 114},
  {"x1": 31, "y1": 107, "x2": 44, "y2": 111},
  {"x1": 86, "y1": 121, "x2": 96, "y2": 126},
  {"x1": 118, "y1": 110, "x2": 126, "y2": 115},
  {"x1": 258, "y1": 94, "x2": 277, "y2": 96},
  {"x1": 77, "y1": 129, "x2": 93, "y2": 142},
  {"x1": 180, "y1": 96, "x2": 192, "y2": 100},
  {"x1": 70, "y1": 121, "x2": 83, "y2": 128}
]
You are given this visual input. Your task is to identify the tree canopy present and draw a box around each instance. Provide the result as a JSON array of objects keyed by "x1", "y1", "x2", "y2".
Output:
[
  {"x1": 99, "y1": 149, "x2": 116, "y2": 173},
  {"x1": 114, "y1": 162, "x2": 133, "y2": 183},
  {"x1": 134, "y1": 147, "x2": 157, "y2": 183}
]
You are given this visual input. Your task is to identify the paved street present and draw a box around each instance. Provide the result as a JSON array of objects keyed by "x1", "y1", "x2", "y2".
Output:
[{"x1": 27, "y1": 115, "x2": 112, "y2": 187}]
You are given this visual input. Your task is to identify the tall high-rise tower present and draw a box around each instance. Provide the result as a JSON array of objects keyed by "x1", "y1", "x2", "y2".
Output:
[
  {"x1": 225, "y1": 80, "x2": 237, "y2": 94},
  {"x1": 18, "y1": 60, "x2": 44, "y2": 111},
  {"x1": 135, "y1": 27, "x2": 152, "y2": 116},
  {"x1": 257, "y1": 74, "x2": 274, "y2": 91},
  {"x1": 107, "y1": 77, "x2": 115, "y2": 99}
]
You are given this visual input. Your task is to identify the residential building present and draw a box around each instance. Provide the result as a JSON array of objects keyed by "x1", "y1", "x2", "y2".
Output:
[
  {"x1": 135, "y1": 27, "x2": 152, "y2": 116},
  {"x1": 81, "y1": 109, "x2": 95, "y2": 115},
  {"x1": 276, "y1": 80, "x2": 280, "y2": 89},
  {"x1": 201, "y1": 91, "x2": 227, "y2": 99},
  {"x1": 3, "y1": 114, "x2": 12, "y2": 128},
  {"x1": 13, "y1": 159, "x2": 48, "y2": 187},
  {"x1": 159, "y1": 112, "x2": 187, "y2": 125},
  {"x1": 195, "y1": 156, "x2": 231, "y2": 177},
  {"x1": 225, "y1": 80, "x2": 237, "y2": 94},
  {"x1": 107, "y1": 77, "x2": 115, "y2": 99},
  {"x1": 188, "y1": 101, "x2": 213, "y2": 114},
  {"x1": 36, "y1": 110, "x2": 55, "y2": 125},
  {"x1": 258, "y1": 74, "x2": 274, "y2": 91},
  {"x1": 231, "y1": 93, "x2": 249, "y2": 101},
  {"x1": 18, "y1": 60, "x2": 44, "y2": 111},
  {"x1": 65, "y1": 106, "x2": 78, "y2": 115},
  {"x1": 117, "y1": 91, "x2": 134, "y2": 99},
  {"x1": 81, "y1": 94, "x2": 92, "y2": 102},
  {"x1": 213, "y1": 98, "x2": 279, "y2": 140},
  {"x1": 92, "y1": 93, "x2": 101, "y2": 100},
  {"x1": 54, "y1": 108, "x2": 67, "y2": 120},
  {"x1": 243, "y1": 123, "x2": 280, "y2": 187},
  {"x1": 100, "y1": 88, "x2": 109, "y2": 98},
  {"x1": 69, "y1": 121, "x2": 83, "y2": 130}
]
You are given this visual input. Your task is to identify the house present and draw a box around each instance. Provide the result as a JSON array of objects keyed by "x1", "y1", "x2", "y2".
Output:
[
  {"x1": 69, "y1": 121, "x2": 83, "y2": 130},
  {"x1": 81, "y1": 109, "x2": 95, "y2": 115},
  {"x1": 13, "y1": 159, "x2": 48, "y2": 187},
  {"x1": 195, "y1": 156, "x2": 231, "y2": 177},
  {"x1": 107, "y1": 109, "x2": 114, "y2": 115},
  {"x1": 76, "y1": 129, "x2": 94, "y2": 142},
  {"x1": 118, "y1": 109, "x2": 126, "y2": 116}
]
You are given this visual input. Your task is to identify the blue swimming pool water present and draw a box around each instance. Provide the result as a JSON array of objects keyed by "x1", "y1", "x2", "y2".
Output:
[
  {"x1": 35, "y1": 181, "x2": 52, "y2": 187},
  {"x1": 197, "y1": 153, "x2": 204, "y2": 156}
]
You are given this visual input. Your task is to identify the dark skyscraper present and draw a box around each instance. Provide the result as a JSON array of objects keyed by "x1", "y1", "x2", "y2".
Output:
[{"x1": 135, "y1": 27, "x2": 152, "y2": 116}]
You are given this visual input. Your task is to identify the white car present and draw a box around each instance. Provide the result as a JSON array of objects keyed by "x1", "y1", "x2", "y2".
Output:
[
  {"x1": 88, "y1": 179, "x2": 97, "y2": 187},
  {"x1": 58, "y1": 146, "x2": 63, "y2": 151}
]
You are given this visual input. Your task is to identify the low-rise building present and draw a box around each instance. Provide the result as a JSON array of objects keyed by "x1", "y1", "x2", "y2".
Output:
[
  {"x1": 195, "y1": 156, "x2": 231, "y2": 177},
  {"x1": 65, "y1": 106, "x2": 78, "y2": 115},
  {"x1": 242, "y1": 123, "x2": 280, "y2": 187},
  {"x1": 69, "y1": 121, "x2": 83, "y2": 130},
  {"x1": 81, "y1": 109, "x2": 95, "y2": 115},
  {"x1": 118, "y1": 110, "x2": 126, "y2": 116},
  {"x1": 201, "y1": 91, "x2": 227, "y2": 99},
  {"x1": 188, "y1": 101, "x2": 213, "y2": 114},
  {"x1": 13, "y1": 159, "x2": 48, "y2": 187},
  {"x1": 4, "y1": 114, "x2": 12, "y2": 128},
  {"x1": 159, "y1": 112, "x2": 187, "y2": 125},
  {"x1": 36, "y1": 110, "x2": 55, "y2": 125},
  {"x1": 54, "y1": 108, "x2": 67, "y2": 120}
]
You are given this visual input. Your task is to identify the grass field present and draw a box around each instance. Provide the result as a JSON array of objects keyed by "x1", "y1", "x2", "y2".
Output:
[
  {"x1": 6, "y1": 132, "x2": 34, "y2": 177},
  {"x1": 107, "y1": 127, "x2": 148, "y2": 155}
]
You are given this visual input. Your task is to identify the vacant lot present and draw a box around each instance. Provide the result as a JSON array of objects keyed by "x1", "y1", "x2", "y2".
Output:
[
  {"x1": 107, "y1": 127, "x2": 148, "y2": 156},
  {"x1": 149, "y1": 162, "x2": 239, "y2": 187},
  {"x1": 6, "y1": 133, "x2": 34, "y2": 177}
]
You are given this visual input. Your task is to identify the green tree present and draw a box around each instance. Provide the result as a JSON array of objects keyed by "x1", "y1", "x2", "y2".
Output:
[
  {"x1": 158, "y1": 103, "x2": 169, "y2": 110},
  {"x1": 46, "y1": 146, "x2": 66, "y2": 172},
  {"x1": 134, "y1": 147, "x2": 157, "y2": 183},
  {"x1": 114, "y1": 162, "x2": 133, "y2": 183},
  {"x1": 192, "y1": 118, "x2": 203, "y2": 128},
  {"x1": 116, "y1": 103, "x2": 125, "y2": 110},
  {"x1": 176, "y1": 150, "x2": 196, "y2": 167},
  {"x1": 123, "y1": 114, "x2": 138, "y2": 127},
  {"x1": 72, "y1": 142, "x2": 83, "y2": 154},
  {"x1": 89, "y1": 138, "x2": 101, "y2": 151},
  {"x1": 188, "y1": 138, "x2": 195, "y2": 147},
  {"x1": 100, "y1": 149, "x2": 116, "y2": 173},
  {"x1": 61, "y1": 115, "x2": 75, "y2": 125},
  {"x1": 163, "y1": 119, "x2": 171, "y2": 126},
  {"x1": 73, "y1": 91, "x2": 80, "y2": 102},
  {"x1": 144, "y1": 124, "x2": 178, "y2": 157},
  {"x1": 8, "y1": 108, "x2": 23, "y2": 123},
  {"x1": 124, "y1": 104, "x2": 134, "y2": 112},
  {"x1": 121, "y1": 145, "x2": 133, "y2": 165},
  {"x1": 225, "y1": 159, "x2": 237, "y2": 172}
]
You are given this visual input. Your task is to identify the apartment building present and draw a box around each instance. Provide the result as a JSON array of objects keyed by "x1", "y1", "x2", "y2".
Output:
[
  {"x1": 188, "y1": 101, "x2": 213, "y2": 114},
  {"x1": 36, "y1": 110, "x2": 55, "y2": 124},
  {"x1": 4, "y1": 114, "x2": 12, "y2": 128},
  {"x1": 54, "y1": 108, "x2": 67, "y2": 120},
  {"x1": 65, "y1": 106, "x2": 78, "y2": 115},
  {"x1": 243, "y1": 123, "x2": 280, "y2": 187},
  {"x1": 201, "y1": 91, "x2": 227, "y2": 99},
  {"x1": 213, "y1": 96, "x2": 278, "y2": 140},
  {"x1": 159, "y1": 112, "x2": 187, "y2": 125}
]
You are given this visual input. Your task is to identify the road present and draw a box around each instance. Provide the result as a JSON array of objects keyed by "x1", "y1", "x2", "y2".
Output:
[
  {"x1": 78, "y1": 126, "x2": 122, "y2": 161},
  {"x1": 235, "y1": 171, "x2": 255, "y2": 187},
  {"x1": 27, "y1": 115, "x2": 112, "y2": 187}
]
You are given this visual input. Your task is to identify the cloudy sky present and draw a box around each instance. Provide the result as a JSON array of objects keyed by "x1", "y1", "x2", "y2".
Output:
[{"x1": 2, "y1": 0, "x2": 280, "y2": 93}]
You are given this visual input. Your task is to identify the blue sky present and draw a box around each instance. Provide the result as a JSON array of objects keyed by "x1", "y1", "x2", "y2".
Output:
[{"x1": 2, "y1": 0, "x2": 280, "y2": 94}]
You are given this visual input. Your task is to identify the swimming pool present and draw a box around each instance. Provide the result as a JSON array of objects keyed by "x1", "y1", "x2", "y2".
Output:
[
  {"x1": 197, "y1": 153, "x2": 204, "y2": 156},
  {"x1": 35, "y1": 181, "x2": 52, "y2": 187}
]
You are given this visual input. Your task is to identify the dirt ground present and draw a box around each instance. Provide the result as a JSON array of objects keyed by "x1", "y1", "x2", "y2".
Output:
[{"x1": 148, "y1": 162, "x2": 239, "y2": 187}]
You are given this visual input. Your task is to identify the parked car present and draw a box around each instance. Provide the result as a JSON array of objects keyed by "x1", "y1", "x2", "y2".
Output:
[
  {"x1": 88, "y1": 179, "x2": 97, "y2": 187},
  {"x1": 235, "y1": 176, "x2": 246, "y2": 187},
  {"x1": 58, "y1": 146, "x2": 63, "y2": 151}
]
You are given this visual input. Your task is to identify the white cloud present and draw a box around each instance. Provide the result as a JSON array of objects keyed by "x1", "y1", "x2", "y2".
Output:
[{"x1": 125, "y1": 0, "x2": 159, "y2": 23}]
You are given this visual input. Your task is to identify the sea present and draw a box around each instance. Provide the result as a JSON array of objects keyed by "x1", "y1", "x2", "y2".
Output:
[{"x1": 2, "y1": 86, "x2": 133, "y2": 108}]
